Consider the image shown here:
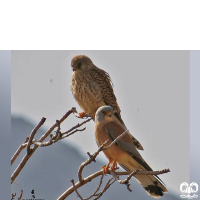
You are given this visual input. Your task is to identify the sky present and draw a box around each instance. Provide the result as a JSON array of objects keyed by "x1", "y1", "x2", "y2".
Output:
[
  {"x1": 11, "y1": 50, "x2": 190, "y2": 194},
  {"x1": 190, "y1": 51, "x2": 200, "y2": 183}
]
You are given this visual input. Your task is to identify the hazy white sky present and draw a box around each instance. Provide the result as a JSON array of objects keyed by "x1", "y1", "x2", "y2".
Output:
[
  {"x1": 11, "y1": 50, "x2": 189, "y2": 194},
  {"x1": 190, "y1": 51, "x2": 200, "y2": 183}
]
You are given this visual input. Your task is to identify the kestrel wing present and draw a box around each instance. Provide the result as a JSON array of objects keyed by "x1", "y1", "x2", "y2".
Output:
[
  {"x1": 90, "y1": 67, "x2": 144, "y2": 150},
  {"x1": 127, "y1": 130, "x2": 144, "y2": 150},
  {"x1": 105, "y1": 121, "x2": 166, "y2": 185},
  {"x1": 105, "y1": 121, "x2": 154, "y2": 172},
  {"x1": 104, "y1": 121, "x2": 143, "y2": 160},
  {"x1": 90, "y1": 67, "x2": 121, "y2": 115}
]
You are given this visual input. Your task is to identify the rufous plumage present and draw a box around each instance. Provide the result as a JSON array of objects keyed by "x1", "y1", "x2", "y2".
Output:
[{"x1": 94, "y1": 106, "x2": 168, "y2": 198}]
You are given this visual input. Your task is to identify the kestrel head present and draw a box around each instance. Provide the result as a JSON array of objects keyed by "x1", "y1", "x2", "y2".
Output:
[
  {"x1": 95, "y1": 106, "x2": 115, "y2": 123},
  {"x1": 71, "y1": 55, "x2": 93, "y2": 72}
]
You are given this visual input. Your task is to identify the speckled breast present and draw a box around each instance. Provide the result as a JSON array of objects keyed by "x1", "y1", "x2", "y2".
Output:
[{"x1": 71, "y1": 71, "x2": 105, "y2": 114}]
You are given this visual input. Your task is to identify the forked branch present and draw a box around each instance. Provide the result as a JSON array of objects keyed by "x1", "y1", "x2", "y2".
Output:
[
  {"x1": 11, "y1": 109, "x2": 170, "y2": 200},
  {"x1": 11, "y1": 107, "x2": 92, "y2": 184},
  {"x1": 57, "y1": 132, "x2": 170, "y2": 200}
]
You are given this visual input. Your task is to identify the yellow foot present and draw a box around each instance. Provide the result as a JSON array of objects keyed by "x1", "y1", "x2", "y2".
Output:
[
  {"x1": 110, "y1": 161, "x2": 117, "y2": 172},
  {"x1": 101, "y1": 161, "x2": 111, "y2": 174},
  {"x1": 79, "y1": 112, "x2": 85, "y2": 118}
]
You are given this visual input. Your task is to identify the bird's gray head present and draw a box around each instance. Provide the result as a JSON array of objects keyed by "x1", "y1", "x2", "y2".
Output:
[
  {"x1": 95, "y1": 106, "x2": 114, "y2": 123},
  {"x1": 71, "y1": 55, "x2": 93, "y2": 72}
]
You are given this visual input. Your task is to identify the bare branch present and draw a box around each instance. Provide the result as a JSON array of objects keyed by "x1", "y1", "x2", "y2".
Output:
[
  {"x1": 93, "y1": 178, "x2": 116, "y2": 200},
  {"x1": 62, "y1": 117, "x2": 92, "y2": 136},
  {"x1": 84, "y1": 174, "x2": 105, "y2": 200},
  {"x1": 62, "y1": 127, "x2": 86, "y2": 139},
  {"x1": 87, "y1": 152, "x2": 96, "y2": 162},
  {"x1": 71, "y1": 179, "x2": 84, "y2": 200},
  {"x1": 11, "y1": 107, "x2": 170, "y2": 200},
  {"x1": 58, "y1": 168, "x2": 170, "y2": 200},
  {"x1": 103, "y1": 129, "x2": 129, "y2": 150},
  {"x1": 32, "y1": 117, "x2": 92, "y2": 147},
  {"x1": 110, "y1": 169, "x2": 170, "y2": 192},
  {"x1": 11, "y1": 137, "x2": 29, "y2": 166},
  {"x1": 11, "y1": 190, "x2": 23, "y2": 200},
  {"x1": 57, "y1": 135, "x2": 170, "y2": 200},
  {"x1": 11, "y1": 107, "x2": 77, "y2": 184},
  {"x1": 73, "y1": 109, "x2": 93, "y2": 118},
  {"x1": 18, "y1": 190, "x2": 23, "y2": 200},
  {"x1": 57, "y1": 140, "x2": 110, "y2": 200},
  {"x1": 26, "y1": 117, "x2": 46, "y2": 154},
  {"x1": 70, "y1": 172, "x2": 114, "y2": 200},
  {"x1": 78, "y1": 140, "x2": 109, "y2": 184},
  {"x1": 57, "y1": 170, "x2": 104, "y2": 200},
  {"x1": 110, "y1": 169, "x2": 140, "y2": 192},
  {"x1": 53, "y1": 120, "x2": 62, "y2": 140},
  {"x1": 112, "y1": 168, "x2": 170, "y2": 176},
  {"x1": 11, "y1": 193, "x2": 16, "y2": 200}
]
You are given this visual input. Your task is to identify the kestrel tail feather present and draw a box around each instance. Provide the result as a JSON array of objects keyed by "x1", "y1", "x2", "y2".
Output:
[{"x1": 134, "y1": 174, "x2": 168, "y2": 198}]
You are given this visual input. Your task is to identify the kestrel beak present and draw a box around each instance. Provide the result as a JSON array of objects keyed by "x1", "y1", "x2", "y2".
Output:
[
  {"x1": 72, "y1": 66, "x2": 77, "y2": 71},
  {"x1": 107, "y1": 111, "x2": 112, "y2": 117}
]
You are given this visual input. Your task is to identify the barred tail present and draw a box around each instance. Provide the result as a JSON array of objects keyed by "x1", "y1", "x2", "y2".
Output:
[{"x1": 134, "y1": 174, "x2": 168, "y2": 198}]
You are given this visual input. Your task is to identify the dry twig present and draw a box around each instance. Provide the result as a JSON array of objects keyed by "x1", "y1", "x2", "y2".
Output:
[
  {"x1": 11, "y1": 107, "x2": 92, "y2": 184},
  {"x1": 85, "y1": 174, "x2": 105, "y2": 200},
  {"x1": 33, "y1": 117, "x2": 92, "y2": 147},
  {"x1": 11, "y1": 137, "x2": 29, "y2": 166},
  {"x1": 26, "y1": 117, "x2": 46, "y2": 154},
  {"x1": 71, "y1": 179, "x2": 84, "y2": 200},
  {"x1": 103, "y1": 129, "x2": 129, "y2": 150},
  {"x1": 78, "y1": 140, "x2": 109, "y2": 184},
  {"x1": 73, "y1": 109, "x2": 93, "y2": 118},
  {"x1": 18, "y1": 190, "x2": 23, "y2": 200},
  {"x1": 93, "y1": 177, "x2": 116, "y2": 200},
  {"x1": 11, "y1": 193, "x2": 16, "y2": 200},
  {"x1": 11, "y1": 190, "x2": 23, "y2": 200},
  {"x1": 57, "y1": 132, "x2": 170, "y2": 200},
  {"x1": 11, "y1": 108, "x2": 170, "y2": 200}
]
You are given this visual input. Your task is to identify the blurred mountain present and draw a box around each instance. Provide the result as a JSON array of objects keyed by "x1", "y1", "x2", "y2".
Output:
[{"x1": 11, "y1": 115, "x2": 179, "y2": 200}]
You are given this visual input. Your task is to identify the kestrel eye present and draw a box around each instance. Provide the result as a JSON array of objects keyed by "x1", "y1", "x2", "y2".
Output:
[
  {"x1": 102, "y1": 111, "x2": 106, "y2": 115},
  {"x1": 77, "y1": 62, "x2": 82, "y2": 69}
]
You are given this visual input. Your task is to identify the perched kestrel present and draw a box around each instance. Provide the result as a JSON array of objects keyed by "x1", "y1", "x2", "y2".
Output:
[
  {"x1": 71, "y1": 55, "x2": 143, "y2": 150},
  {"x1": 94, "y1": 106, "x2": 168, "y2": 198}
]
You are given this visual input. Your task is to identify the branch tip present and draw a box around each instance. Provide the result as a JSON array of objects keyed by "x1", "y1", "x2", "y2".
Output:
[{"x1": 87, "y1": 152, "x2": 96, "y2": 162}]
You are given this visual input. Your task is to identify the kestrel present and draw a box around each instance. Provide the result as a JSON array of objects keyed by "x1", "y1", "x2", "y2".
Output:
[
  {"x1": 94, "y1": 106, "x2": 168, "y2": 198},
  {"x1": 71, "y1": 55, "x2": 143, "y2": 150}
]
